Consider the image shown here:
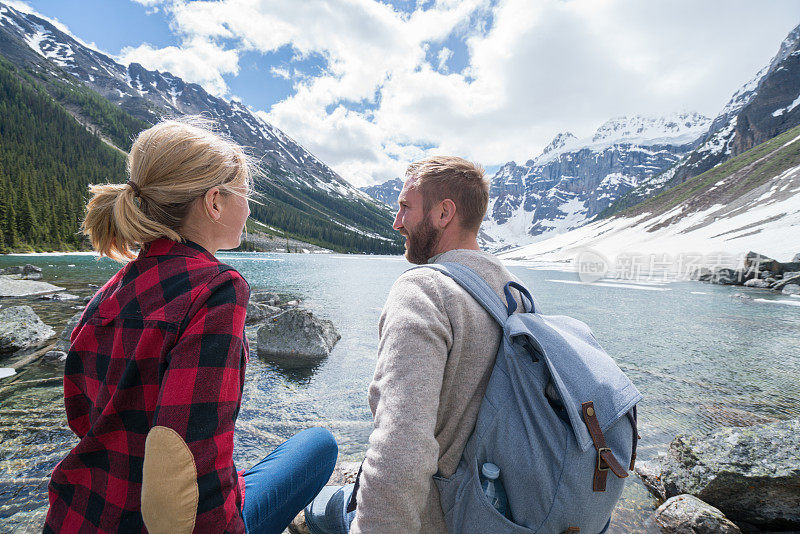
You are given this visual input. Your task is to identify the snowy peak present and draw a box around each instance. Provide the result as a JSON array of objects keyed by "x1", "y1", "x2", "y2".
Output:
[
  {"x1": 532, "y1": 112, "x2": 710, "y2": 167},
  {"x1": 590, "y1": 112, "x2": 710, "y2": 145},
  {"x1": 540, "y1": 132, "x2": 576, "y2": 156}
]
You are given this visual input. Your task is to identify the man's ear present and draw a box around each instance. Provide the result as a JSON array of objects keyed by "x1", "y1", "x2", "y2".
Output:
[
  {"x1": 203, "y1": 187, "x2": 222, "y2": 222},
  {"x1": 436, "y1": 199, "x2": 457, "y2": 228}
]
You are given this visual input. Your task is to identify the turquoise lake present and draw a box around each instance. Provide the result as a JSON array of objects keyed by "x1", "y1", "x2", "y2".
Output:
[{"x1": 2, "y1": 251, "x2": 800, "y2": 532}]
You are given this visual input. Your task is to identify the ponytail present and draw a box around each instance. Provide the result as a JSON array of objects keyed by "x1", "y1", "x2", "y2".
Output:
[{"x1": 81, "y1": 118, "x2": 252, "y2": 261}]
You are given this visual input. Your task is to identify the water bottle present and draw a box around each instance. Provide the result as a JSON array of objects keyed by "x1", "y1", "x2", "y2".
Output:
[{"x1": 480, "y1": 462, "x2": 509, "y2": 518}]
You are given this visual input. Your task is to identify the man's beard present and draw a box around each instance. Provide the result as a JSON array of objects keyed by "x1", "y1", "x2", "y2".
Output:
[{"x1": 404, "y1": 214, "x2": 441, "y2": 265}]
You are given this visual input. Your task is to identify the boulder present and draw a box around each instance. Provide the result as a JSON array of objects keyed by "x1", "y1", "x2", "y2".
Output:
[
  {"x1": 657, "y1": 419, "x2": 800, "y2": 529},
  {"x1": 257, "y1": 309, "x2": 340, "y2": 365},
  {"x1": 772, "y1": 274, "x2": 800, "y2": 291},
  {"x1": 654, "y1": 495, "x2": 741, "y2": 534},
  {"x1": 793, "y1": 253, "x2": 800, "y2": 263},
  {"x1": 23, "y1": 264, "x2": 42, "y2": 280},
  {"x1": 0, "y1": 306, "x2": 56, "y2": 353},
  {"x1": 782, "y1": 284, "x2": 800, "y2": 296},
  {"x1": 744, "y1": 252, "x2": 779, "y2": 273},
  {"x1": 742, "y1": 279, "x2": 770, "y2": 288},
  {"x1": 0, "y1": 276, "x2": 65, "y2": 297},
  {"x1": 246, "y1": 301, "x2": 280, "y2": 324},
  {"x1": 55, "y1": 311, "x2": 83, "y2": 352}
]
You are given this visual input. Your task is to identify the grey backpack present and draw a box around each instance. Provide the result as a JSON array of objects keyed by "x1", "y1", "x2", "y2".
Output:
[{"x1": 423, "y1": 262, "x2": 641, "y2": 534}]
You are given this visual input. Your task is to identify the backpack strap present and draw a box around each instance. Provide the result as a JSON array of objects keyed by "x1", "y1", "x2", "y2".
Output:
[
  {"x1": 627, "y1": 406, "x2": 639, "y2": 471},
  {"x1": 581, "y1": 401, "x2": 629, "y2": 491},
  {"x1": 409, "y1": 262, "x2": 511, "y2": 326}
]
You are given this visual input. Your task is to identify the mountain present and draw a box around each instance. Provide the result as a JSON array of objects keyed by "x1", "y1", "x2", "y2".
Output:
[
  {"x1": 0, "y1": 2, "x2": 402, "y2": 254},
  {"x1": 360, "y1": 178, "x2": 403, "y2": 210},
  {"x1": 605, "y1": 23, "x2": 800, "y2": 215},
  {"x1": 0, "y1": 54, "x2": 127, "y2": 251},
  {"x1": 498, "y1": 123, "x2": 800, "y2": 264},
  {"x1": 480, "y1": 112, "x2": 710, "y2": 252}
]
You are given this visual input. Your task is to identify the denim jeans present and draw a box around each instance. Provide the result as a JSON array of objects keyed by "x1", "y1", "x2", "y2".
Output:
[
  {"x1": 241, "y1": 427, "x2": 338, "y2": 534},
  {"x1": 304, "y1": 484, "x2": 355, "y2": 534}
]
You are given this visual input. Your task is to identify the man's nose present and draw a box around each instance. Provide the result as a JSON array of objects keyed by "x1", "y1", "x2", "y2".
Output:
[{"x1": 392, "y1": 210, "x2": 402, "y2": 231}]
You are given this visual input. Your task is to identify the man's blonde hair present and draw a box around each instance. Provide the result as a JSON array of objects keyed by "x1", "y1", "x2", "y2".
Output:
[
  {"x1": 82, "y1": 117, "x2": 252, "y2": 261},
  {"x1": 406, "y1": 156, "x2": 488, "y2": 231}
]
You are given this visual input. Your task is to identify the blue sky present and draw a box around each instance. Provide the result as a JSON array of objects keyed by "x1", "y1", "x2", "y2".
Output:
[{"x1": 19, "y1": 0, "x2": 800, "y2": 186}]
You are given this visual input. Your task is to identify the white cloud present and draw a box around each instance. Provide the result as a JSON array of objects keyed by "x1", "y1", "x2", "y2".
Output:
[{"x1": 120, "y1": 0, "x2": 800, "y2": 186}]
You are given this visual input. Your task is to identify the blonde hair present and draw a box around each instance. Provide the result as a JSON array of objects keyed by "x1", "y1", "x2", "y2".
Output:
[
  {"x1": 83, "y1": 118, "x2": 252, "y2": 261},
  {"x1": 406, "y1": 156, "x2": 488, "y2": 231}
]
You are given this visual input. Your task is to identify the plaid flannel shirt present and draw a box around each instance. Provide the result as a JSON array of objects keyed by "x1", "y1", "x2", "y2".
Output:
[{"x1": 45, "y1": 239, "x2": 250, "y2": 533}]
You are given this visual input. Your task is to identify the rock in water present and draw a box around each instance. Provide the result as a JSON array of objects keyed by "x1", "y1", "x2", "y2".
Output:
[
  {"x1": 23, "y1": 264, "x2": 42, "y2": 280},
  {"x1": 783, "y1": 284, "x2": 800, "y2": 295},
  {"x1": 257, "y1": 309, "x2": 340, "y2": 365},
  {"x1": 0, "y1": 276, "x2": 65, "y2": 297},
  {"x1": 55, "y1": 311, "x2": 83, "y2": 352},
  {"x1": 655, "y1": 495, "x2": 741, "y2": 534},
  {"x1": 246, "y1": 301, "x2": 280, "y2": 324},
  {"x1": 0, "y1": 306, "x2": 56, "y2": 353},
  {"x1": 43, "y1": 350, "x2": 68, "y2": 362},
  {"x1": 658, "y1": 419, "x2": 800, "y2": 529}
]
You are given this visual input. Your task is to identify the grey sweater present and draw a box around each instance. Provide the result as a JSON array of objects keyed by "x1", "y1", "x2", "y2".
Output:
[{"x1": 351, "y1": 249, "x2": 518, "y2": 534}]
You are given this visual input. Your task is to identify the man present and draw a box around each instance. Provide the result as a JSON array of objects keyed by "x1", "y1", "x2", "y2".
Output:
[{"x1": 304, "y1": 156, "x2": 519, "y2": 534}]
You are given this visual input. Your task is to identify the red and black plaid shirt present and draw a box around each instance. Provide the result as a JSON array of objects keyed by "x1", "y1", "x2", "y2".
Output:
[{"x1": 45, "y1": 238, "x2": 250, "y2": 533}]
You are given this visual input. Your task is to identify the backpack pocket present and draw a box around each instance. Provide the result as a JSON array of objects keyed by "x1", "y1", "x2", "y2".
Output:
[{"x1": 435, "y1": 456, "x2": 535, "y2": 534}]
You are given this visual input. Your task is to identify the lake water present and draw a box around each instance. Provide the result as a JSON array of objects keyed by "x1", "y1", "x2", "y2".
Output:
[{"x1": 2, "y1": 252, "x2": 800, "y2": 532}]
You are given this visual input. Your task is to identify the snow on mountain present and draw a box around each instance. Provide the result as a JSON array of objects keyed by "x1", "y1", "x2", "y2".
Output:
[
  {"x1": 480, "y1": 112, "x2": 710, "y2": 252},
  {"x1": 498, "y1": 172, "x2": 800, "y2": 267},
  {"x1": 499, "y1": 126, "x2": 800, "y2": 268}
]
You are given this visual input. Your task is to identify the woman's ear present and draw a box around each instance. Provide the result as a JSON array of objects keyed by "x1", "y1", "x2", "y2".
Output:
[{"x1": 203, "y1": 187, "x2": 222, "y2": 221}]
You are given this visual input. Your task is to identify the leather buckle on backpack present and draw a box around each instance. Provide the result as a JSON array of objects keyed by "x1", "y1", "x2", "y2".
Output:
[{"x1": 597, "y1": 448, "x2": 611, "y2": 472}]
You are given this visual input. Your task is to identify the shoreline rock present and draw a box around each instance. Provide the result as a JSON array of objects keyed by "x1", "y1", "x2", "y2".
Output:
[
  {"x1": 639, "y1": 418, "x2": 800, "y2": 530},
  {"x1": 696, "y1": 251, "x2": 800, "y2": 298},
  {"x1": 655, "y1": 495, "x2": 741, "y2": 534},
  {"x1": 0, "y1": 306, "x2": 56, "y2": 353}
]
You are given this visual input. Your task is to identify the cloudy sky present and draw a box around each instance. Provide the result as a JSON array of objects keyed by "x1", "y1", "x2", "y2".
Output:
[{"x1": 21, "y1": 0, "x2": 800, "y2": 186}]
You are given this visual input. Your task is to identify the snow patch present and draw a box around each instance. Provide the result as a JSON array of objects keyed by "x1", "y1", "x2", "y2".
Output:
[{"x1": 772, "y1": 93, "x2": 800, "y2": 117}]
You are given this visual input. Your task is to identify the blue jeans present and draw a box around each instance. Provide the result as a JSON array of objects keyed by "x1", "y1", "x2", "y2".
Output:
[
  {"x1": 242, "y1": 427, "x2": 338, "y2": 534},
  {"x1": 304, "y1": 484, "x2": 355, "y2": 534}
]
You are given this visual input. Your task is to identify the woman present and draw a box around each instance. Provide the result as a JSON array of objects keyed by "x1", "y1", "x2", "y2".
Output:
[{"x1": 45, "y1": 119, "x2": 337, "y2": 534}]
